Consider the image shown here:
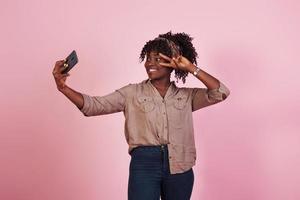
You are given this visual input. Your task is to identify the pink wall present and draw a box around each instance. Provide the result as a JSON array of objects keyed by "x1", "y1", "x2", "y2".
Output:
[{"x1": 1, "y1": 0, "x2": 299, "y2": 199}]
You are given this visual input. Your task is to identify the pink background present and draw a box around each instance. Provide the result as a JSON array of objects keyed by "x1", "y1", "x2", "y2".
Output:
[{"x1": 1, "y1": 0, "x2": 299, "y2": 199}]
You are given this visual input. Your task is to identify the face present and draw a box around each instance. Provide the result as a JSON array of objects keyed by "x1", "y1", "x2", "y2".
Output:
[{"x1": 144, "y1": 51, "x2": 173, "y2": 80}]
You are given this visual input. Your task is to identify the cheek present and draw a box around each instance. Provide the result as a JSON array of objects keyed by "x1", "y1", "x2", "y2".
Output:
[{"x1": 160, "y1": 67, "x2": 172, "y2": 74}]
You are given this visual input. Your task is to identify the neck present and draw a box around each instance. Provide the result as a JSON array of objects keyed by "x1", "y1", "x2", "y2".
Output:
[{"x1": 150, "y1": 77, "x2": 171, "y2": 90}]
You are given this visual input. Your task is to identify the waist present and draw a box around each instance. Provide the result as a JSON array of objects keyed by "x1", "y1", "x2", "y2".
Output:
[{"x1": 130, "y1": 144, "x2": 168, "y2": 155}]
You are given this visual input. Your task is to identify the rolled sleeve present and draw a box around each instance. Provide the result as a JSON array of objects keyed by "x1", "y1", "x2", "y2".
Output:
[
  {"x1": 79, "y1": 84, "x2": 132, "y2": 116},
  {"x1": 207, "y1": 81, "x2": 230, "y2": 102},
  {"x1": 191, "y1": 81, "x2": 230, "y2": 112}
]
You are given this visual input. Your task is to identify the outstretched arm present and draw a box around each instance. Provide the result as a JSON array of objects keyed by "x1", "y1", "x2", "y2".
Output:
[
  {"x1": 52, "y1": 60, "x2": 84, "y2": 110},
  {"x1": 52, "y1": 59, "x2": 127, "y2": 116}
]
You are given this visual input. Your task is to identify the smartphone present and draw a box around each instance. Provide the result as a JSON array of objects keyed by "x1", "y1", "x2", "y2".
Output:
[{"x1": 61, "y1": 50, "x2": 78, "y2": 74}]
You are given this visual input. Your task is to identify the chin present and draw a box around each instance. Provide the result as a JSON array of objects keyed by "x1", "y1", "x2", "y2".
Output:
[{"x1": 149, "y1": 76, "x2": 163, "y2": 81}]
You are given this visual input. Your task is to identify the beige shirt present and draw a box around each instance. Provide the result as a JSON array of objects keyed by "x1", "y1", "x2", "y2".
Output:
[{"x1": 79, "y1": 78, "x2": 230, "y2": 174}]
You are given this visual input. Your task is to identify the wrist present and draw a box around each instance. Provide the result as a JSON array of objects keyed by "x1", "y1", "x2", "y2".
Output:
[
  {"x1": 187, "y1": 64, "x2": 197, "y2": 73},
  {"x1": 58, "y1": 85, "x2": 69, "y2": 93},
  {"x1": 188, "y1": 64, "x2": 201, "y2": 76}
]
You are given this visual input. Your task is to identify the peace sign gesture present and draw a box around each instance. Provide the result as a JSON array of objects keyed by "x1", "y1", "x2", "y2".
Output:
[{"x1": 158, "y1": 53, "x2": 194, "y2": 72}]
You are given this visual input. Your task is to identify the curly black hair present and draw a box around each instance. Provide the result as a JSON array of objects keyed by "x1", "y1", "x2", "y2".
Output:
[{"x1": 139, "y1": 31, "x2": 198, "y2": 84}]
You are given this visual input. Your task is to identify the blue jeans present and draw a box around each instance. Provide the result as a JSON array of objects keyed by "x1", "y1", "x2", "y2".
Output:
[{"x1": 128, "y1": 144, "x2": 194, "y2": 200}]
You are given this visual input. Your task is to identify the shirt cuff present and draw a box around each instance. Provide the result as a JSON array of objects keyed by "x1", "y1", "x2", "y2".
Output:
[
  {"x1": 207, "y1": 81, "x2": 230, "y2": 102},
  {"x1": 79, "y1": 93, "x2": 92, "y2": 116}
]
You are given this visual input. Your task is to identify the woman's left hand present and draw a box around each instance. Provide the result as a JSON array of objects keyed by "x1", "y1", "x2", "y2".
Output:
[{"x1": 158, "y1": 53, "x2": 194, "y2": 72}]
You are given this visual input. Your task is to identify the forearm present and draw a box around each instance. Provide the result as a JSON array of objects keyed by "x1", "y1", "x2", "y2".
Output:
[
  {"x1": 187, "y1": 64, "x2": 220, "y2": 90},
  {"x1": 59, "y1": 85, "x2": 84, "y2": 110},
  {"x1": 187, "y1": 64, "x2": 230, "y2": 101}
]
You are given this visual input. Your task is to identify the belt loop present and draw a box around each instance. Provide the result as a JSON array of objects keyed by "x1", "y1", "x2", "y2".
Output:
[{"x1": 161, "y1": 144, "x2": 167, "y2": 151}]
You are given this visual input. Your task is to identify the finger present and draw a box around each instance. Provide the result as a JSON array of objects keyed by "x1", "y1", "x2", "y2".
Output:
[
  {"x1": 59, "y1": 66, "x2": 66, "y2": 73},
  {"x1": 62, "y1": 73, "x2": 70, "y2": 77},
  {"x1": 53, "y1": 67, "x2": 59, "y2": 75},
  {"x1": 52, "y1": 69, "x2": 62, "y2": 75},
  {"x1": 58, "y1": 73, "x2": 70, "y2": 79},
  {"x1": 172, "y1": 56, "x2": 180, "y2": 61},
  {"x1": 159, "y1": 53, "x2": 172, "y2": 62},
  {"x1": 53, "y1": 72, "x2": 61, "y2": 78},
  {"x1": 60, "y1": 74, "x2": 68, "y2": 78},
  {"x1": 54, "y1": 73, "x2": 67, "y2": 79},
  {"x1": 172, "y1": 58, "x2": 179, "y2": 67},
  {"x1": 53, "y1": 60, "x2": 65, "y2": 74},
  {"x1": 55, "y1": 60, "x2": 65, "y2": 66}
]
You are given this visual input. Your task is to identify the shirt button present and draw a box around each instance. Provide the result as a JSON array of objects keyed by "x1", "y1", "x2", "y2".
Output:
[
  {"x1": 162, "y1": 100, "x2": 165, "y2": 103},
  {"x1": 163, "y1": 112, "x2": 166, "y2": 115}
]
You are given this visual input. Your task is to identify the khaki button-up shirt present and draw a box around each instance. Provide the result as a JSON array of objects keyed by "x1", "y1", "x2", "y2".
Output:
[{"x1": 79, "y1": 78, "x2": 230, "y2": 174}]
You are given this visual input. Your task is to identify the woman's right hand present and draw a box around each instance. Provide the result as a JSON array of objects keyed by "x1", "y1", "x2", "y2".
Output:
[{"x1": 52, "y1": 60, "x2": 70, "y2": 91}]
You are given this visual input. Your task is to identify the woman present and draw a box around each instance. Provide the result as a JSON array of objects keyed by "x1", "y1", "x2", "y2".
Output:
[{"x1": 52, "y1": 31, "x2": 230, "y2": 200}]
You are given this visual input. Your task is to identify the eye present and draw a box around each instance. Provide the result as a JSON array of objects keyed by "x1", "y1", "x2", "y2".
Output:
[{"x1": 145, "y1": 57, "x2": 160, "y2": 63}]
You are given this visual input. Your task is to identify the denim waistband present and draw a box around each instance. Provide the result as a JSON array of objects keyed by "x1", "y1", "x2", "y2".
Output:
[{"x1": 130, "y1": 144, "x2": 168, "y2": 155}]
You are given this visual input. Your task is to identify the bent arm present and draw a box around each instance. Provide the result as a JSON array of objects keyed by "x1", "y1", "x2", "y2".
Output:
[
  {"x1": 186, "y1": 65, "x2": 230, "y2": 111},
  {"x1": 187, "y1": 64, "x2": 229, "y2": 92},
  {"x1": 190, "y1": 81, "x2": 230, "y2": 111}
]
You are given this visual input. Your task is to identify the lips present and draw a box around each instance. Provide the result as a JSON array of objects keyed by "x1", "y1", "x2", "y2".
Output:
[{"x1": 147, "y1": 67, "x2": 159, "y2": 73}]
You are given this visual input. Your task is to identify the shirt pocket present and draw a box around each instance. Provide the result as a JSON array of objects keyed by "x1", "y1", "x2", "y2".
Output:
[
  {"x1": 170, "y1": 96, "x2": 188, "y2": 129},
  {"x1": 137, "y1": 96, "x2": 155, "y2": 112},
  {"x1": 174, "y1": 96, "x2": 188, "y2": 110}
]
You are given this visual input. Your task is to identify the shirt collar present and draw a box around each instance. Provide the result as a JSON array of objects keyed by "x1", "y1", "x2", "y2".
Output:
[{"x1": 143, "y1": 78, "x2": 178, "y2": 98}]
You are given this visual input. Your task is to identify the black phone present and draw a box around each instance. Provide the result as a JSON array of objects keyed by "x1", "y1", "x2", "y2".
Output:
[{"x1": 61, "y1": 50, "x2": 78, "y2": 74}]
